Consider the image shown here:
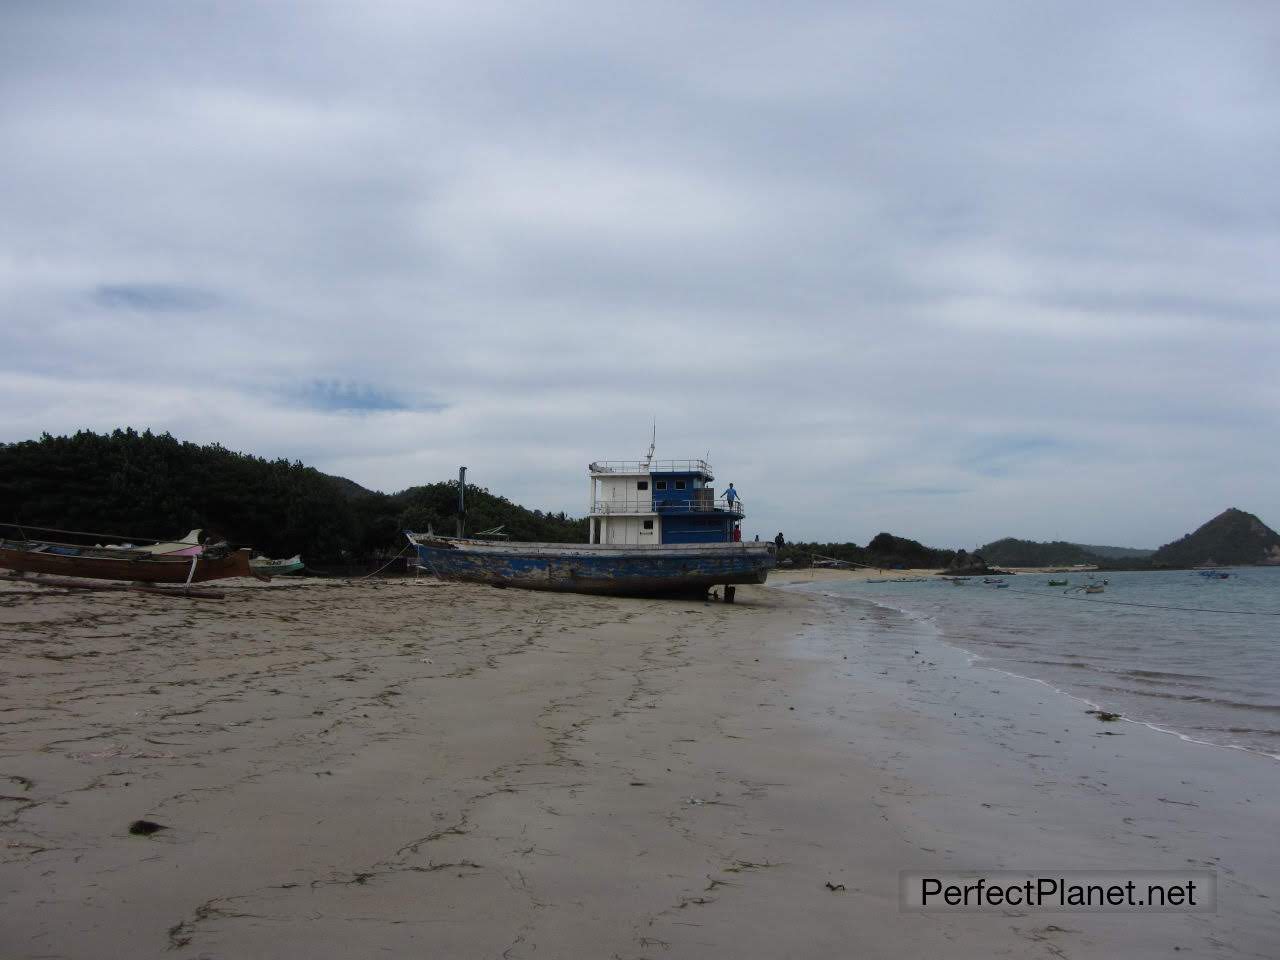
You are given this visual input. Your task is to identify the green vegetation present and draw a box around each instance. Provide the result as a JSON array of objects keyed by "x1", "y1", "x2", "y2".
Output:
[
  {"x1": 7, "y1": 431, "x2": 1274, "y2": 571},
  {"x1": 978, "y1": 538, "x2": 1110, "y2": 567},
  {"x1": 1151, "y1": 508, "x2": 1280, "y2": 567},
  {"x1": 981, "y1": 514, "x2": 1280, "y2": 569},
  {"x1": 1077, "y1": 543, "x2": 1154, "y2": 560},
  {"x1": 778, "y1": 532, "x2": 956, "y2": 569},
  {"x1": 0, "y1": 430, "x2": 585, "y2": 562},
  {"x1": 977, "y1": 537, "x2": 1154, "y2": 567}
]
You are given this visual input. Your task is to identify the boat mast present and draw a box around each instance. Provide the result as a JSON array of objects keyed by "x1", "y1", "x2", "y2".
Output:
[{"x1": 456, "y1": 466, "x2": 467, "y2": 538}]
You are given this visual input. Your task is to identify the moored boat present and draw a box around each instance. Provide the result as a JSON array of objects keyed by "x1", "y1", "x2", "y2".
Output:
[
  {"x1": 250, "y1": 554, "x2": 305, "y2": 576},
  {"x1": 408, "y1": 456, "x2": 774, "y2": 597}
]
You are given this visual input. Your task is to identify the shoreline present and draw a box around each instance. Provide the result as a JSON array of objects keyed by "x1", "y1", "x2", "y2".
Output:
[
  {"x1": 976, "y1": 660, "x2": 1280, "y2": 763},
  {"x1": 783, "y1": 569, "x2": 1280, "y2": 763},
  {"x1": 1, "y1": 576, "x2": 1276, "y2": 957},
  {"x1": 779, "y1": 580, "x2": 1280, "y2": 954}
]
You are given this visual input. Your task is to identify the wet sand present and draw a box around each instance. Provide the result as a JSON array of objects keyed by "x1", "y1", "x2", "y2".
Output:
[{"x1": 1, "y1": 574, "x2": 1276, "y2": 957}]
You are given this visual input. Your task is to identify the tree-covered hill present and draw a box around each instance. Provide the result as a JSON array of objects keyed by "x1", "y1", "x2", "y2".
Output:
[
  {"x1": 977, "y1": 538, "x2": 1110, "y2": 567},
  {"x1": 778, "y1": 532, "x2": 956, "y2": 569},
  {"x1": 1078, "y1": 543, "x2": 1154, "y2": 560},
  {"x1": 1151, "y1": 508, "x2": 1280, "y2": 567},
  {"x1": 976, "y1": 538, "x2": 1155, "y2": 567},
  {"x1": 0, "y1": 430, "x2": 585, "y2": 562}
]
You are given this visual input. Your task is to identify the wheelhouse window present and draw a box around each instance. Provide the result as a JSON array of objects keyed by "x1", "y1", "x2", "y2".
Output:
[
  {"x1": 636, "y1": 481, "x2": 649, "y2": 490},
  {"x1": 655, "y1": 481, "x2": 667, "y2": 490},
  {"x1": 643, "y1": 520, "x2": 654, "y2": 530},
  {"x1": 675, "y1": 480, "x2": 686, "y2": 490}
]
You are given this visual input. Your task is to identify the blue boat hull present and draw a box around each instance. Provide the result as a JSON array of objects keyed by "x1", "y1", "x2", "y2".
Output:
[{"x1": 408, "y1": 536, "x2": 774, "y2": 596}]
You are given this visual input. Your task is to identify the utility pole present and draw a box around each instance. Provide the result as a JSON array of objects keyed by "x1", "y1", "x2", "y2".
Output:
[{"x1": 456, "y1": 466, "x2": 467, "y2": 538}]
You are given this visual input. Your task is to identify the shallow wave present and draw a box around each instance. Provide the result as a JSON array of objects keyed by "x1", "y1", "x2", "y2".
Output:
[
  {"x1": 1091, "y1": 684, "x2": 1280, "y2": 712},
  {"x1": 1225, "y1": 727, "x2": 1280, "y2": 737},
  {"x1": 1017, "y1": 658, "x2": 1094, "y2": 669},
  {"x1": 1123, "y1": 668, "x2": 1217, "y2": 681}
]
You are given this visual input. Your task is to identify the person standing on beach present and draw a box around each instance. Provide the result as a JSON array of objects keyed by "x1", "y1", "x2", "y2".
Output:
[{"x1": 774, "y1": 532, "x2": 785, "y2": 551}]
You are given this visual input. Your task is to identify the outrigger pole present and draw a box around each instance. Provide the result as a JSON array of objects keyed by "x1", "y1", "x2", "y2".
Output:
[{"x1": 1, "y1": 572, "x2": 225, "y2": 600}]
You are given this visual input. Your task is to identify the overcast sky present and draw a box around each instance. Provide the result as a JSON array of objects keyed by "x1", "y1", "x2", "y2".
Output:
[{"x1": 2, "y1": 1, "x2": 1277, "y2": 548}]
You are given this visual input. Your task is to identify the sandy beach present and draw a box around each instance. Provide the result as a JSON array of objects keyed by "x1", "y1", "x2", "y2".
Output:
[{"x1": 2, "y1": 573, "x2": 1276, "y2": 958}]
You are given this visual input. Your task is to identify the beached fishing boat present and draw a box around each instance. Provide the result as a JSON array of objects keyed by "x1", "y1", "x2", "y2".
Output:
[
  {"x1": 0, "y1": 533, "x2": 257, "y2": 583},
  {"x1": 407, "y1": 457, "x2": 774, "y2": 598},
  {"x1": 250, "y1": 554, "x2": 305, "y2": 576}
]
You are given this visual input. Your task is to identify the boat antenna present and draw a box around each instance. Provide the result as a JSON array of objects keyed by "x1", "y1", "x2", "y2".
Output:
[{"x1": 644, "y1": 422, "x2": 656, "y2": 467}]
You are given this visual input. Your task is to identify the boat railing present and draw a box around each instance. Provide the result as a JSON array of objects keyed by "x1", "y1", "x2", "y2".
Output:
[
  {"x1": 590, "y1": 497, "x2": 743, "y2": 517},
  {"x1": 589, "y1": 459, "x2": 712, "y2": 475}
]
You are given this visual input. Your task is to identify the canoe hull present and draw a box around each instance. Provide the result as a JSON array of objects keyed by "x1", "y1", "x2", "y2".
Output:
[
  {"x1": 409, "y1": 536, "x2": 774, "y2": 596},
  {"x1": 0, "y1": 544, "x2": 257, "y2": 583},
  {"x1": 250, "y1": 557, "x2": 305, "y2": 576}
]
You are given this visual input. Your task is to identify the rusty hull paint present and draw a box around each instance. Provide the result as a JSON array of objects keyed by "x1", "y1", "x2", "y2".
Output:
[{"x1": 408, "y1": 536, "x2": 774, "y2": 596}]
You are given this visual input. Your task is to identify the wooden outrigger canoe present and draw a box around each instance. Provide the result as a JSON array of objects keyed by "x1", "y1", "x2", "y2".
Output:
[{"x1": 0, "y1": 538, "x2": 258, "y2": 583}]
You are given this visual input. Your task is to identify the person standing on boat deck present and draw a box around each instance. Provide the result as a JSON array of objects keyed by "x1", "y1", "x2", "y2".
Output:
[{"x1": 724, "y1": 483, "x2": 739, "y2": 509}]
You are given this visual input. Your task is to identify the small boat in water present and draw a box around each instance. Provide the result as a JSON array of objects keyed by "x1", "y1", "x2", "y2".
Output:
[
  {"x1": 1047, "y1": 578, "x2": 1068, "y2": 586},
  {"x1": 408, "y1": 457, "x2": 774, "y2": 598}
]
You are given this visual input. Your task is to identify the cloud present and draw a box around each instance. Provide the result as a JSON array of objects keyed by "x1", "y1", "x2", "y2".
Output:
[
  {"x1": 289, "y1": 380, "x2": 442, "y2": 414},
  {"x1": 93, "y1": 284, "x2": 220, "y2": 312},
  {"x1": 1, "y1": 1, "x2": 1277, "y2": 547}
]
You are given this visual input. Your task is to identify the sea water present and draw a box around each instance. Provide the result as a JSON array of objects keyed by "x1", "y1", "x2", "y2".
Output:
[{"x1": 803, "y1": 567, "x2": 1280, "y2": 760}]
